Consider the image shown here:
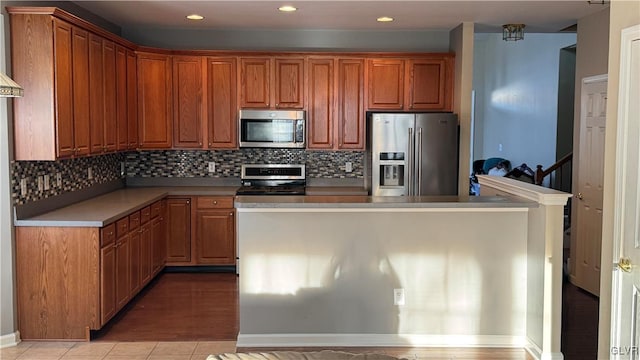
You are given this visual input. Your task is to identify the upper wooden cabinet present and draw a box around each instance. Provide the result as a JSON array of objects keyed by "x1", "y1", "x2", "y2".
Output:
[
  {"x1": 102, "y1": 39, "x2": 118, "y2": 153},
  {"x1": 367, "y1": 55, "x2": 454, "y2": 112},
  {"x1": 116, "y1": 45, "x2": 129, "y2": 151},
  {"x1": 240, "y1": 57, "x2": 304, "y2": 109},
  {"x1": 307, "y1": 57, "x2": 365, "y2": 150},
  {"x1": 137, "y1": 52, "x2": 173, "y2": 149},
  {"x1": 126, "y1": 50, "x2": 139, "y2": 150},
  {"x1": 367, "y1": 59, "x2": 405, "y2": 110},
  {"x1": 206, "y1": 57, "x2": 238, "y2": 148},
  {"x1": 172, "y1": 56, "x2": 203, "y2": 148}
]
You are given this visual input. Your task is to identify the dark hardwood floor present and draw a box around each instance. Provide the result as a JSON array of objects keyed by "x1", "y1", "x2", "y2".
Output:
[
  {"x1": 93, "y1": 271, "x2": 599, "y2": 359},
  {"x1": 93, "y1": 272, "x2": 238, "y2": 341}
]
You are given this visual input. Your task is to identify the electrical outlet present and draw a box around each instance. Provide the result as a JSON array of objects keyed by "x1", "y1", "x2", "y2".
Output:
[
  {"x1": 208, "y1": 162, "x2": 216, "y2": 173},
  {"x1": 345, "y1": 162, "x2": 353, "y2": 173},
  {"x1": 44, "y1": 174, "x2": 50, "y2": 190},
  {"x1": 20, "y1": 178, "x2": 27, "y2": 196},
  {"x1": 498, "y1": 143, "x2": 503, "y2": 152},
  {"x1": 393, "y1": 288, "x2": 405, "y2": 306},
  {"x1": 37, "y1": 176, "x2": 43, "y2": 192},
  {"x1": 120, "y1": 162, "x2": 125, "y2": 177},
  {"x1": 88, "y1": 167, "x2": 93, "y2": 180},
  {"x1": 56, "y1": 173, "x2": 62, "y2": 187}
]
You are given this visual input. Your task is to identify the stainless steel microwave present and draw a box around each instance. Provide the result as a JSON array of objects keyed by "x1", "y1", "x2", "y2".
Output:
[{"x1": 238, "y1": 110, "x2": 305, "y2": 148}]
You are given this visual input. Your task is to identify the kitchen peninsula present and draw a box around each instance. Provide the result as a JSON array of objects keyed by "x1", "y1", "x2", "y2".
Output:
[{"x1": 235, "y1": 176, "x2": 570, "y2": 360}]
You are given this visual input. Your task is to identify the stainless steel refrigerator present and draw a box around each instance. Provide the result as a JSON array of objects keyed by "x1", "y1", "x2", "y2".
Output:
[{"x1": 367, "y1": 113, "x2": 459, "y2": 196}]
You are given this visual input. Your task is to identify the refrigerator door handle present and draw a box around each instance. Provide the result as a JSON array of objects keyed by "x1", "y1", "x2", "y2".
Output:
[
  {"x1": 407, "y1": 127, "x2": 414, "y2": 196},
  {"x1": 417, "y1": 127, "x2": 423, "y2": 196}
]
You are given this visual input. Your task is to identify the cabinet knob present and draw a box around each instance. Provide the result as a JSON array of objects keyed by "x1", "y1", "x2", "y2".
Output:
[
  {"x1": 109, "y1": 231, "x2": 114, "y2": 236},
  {"x1": 213, "y1": 200, "x2": 218, "y2": 205},
  {"x1": 208, "y1": 143, "x2": 212, "y2": 147},
  {"x1": 186, "y1": 200, "x2": 190, "y2": 204},
  {"x1": 139, "y1": 229, "x2": 143, "y2": 233},
  {"x1": 199, "y1": 142, "x2": 202, "y2": 146},
  {"x1": 230, "y1": 212, "x2": 234, "y2": 216}
]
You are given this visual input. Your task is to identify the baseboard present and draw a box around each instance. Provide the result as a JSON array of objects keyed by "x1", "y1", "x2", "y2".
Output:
[
  {"x1": 525, "y1": 339, "x2": 564, "y2": 360},
  {"x1": 0, "y1": 331, "x2": 21, "y2": 348},
  {"x1": 237, "y1": 333, "x2": 528, "y2": 348}
]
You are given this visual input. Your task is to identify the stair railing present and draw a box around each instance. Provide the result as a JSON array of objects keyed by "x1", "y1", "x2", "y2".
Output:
[{"x1": 535, "y1": 152, "x2": 573, "y2": 188}]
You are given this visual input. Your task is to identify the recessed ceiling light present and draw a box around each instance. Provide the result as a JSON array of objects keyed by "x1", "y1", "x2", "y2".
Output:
[
  {"x1": 377, "y1": 16, "x2": 394, "y2": 22},
  {"x1": 278, "y1": 5, "x2": 297, "y2": 12},
  {"x1": 186, "y1": 14, "x2": 204, "y2": 20}
]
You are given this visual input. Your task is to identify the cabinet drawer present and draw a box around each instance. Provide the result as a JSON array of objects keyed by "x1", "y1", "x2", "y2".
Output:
[
  {"x1": 151, "y1": 201, "x2": 162, "y2": 218},
  {"x1": 129, "y1": 211, "x2": 140, "y2": 230},
  {"x1": 196, "y1": 196, "x2": 234, "y2": 209},
  {"x1": 141, "y1": 206, "x2": 151, "y2": 223},
  {"x1": 116, "y1": 218, "x2": 129, "y2": 238},
  {"x1": 101, "y1": 223, "x2": 116, "y2": 247}
]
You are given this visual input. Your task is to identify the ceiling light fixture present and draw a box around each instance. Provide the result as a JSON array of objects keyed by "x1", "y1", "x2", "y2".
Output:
[
  {"x1": 278, "y1": 5, "x2": 297, "y2": 12},
  {"x1": 186, "y1": 14, "x2": 204, "y2": 20},
  {"x1": 502, "y1": 24, "x2": 525, "y2": 41},
  {"x1": 0, "y1": 72, "x2": 24, "y2": 97},
  {"x1": 377, "y1": 16, "x2": 394, "y2": 22}
]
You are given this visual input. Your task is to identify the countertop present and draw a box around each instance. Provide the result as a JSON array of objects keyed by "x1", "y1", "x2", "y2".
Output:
[
  {"x1": 235, "y1": 194, "x2": 537, "y2": 209},
  {"x1": 14, "y1": 186, "x2": 367, "y2": 227}
]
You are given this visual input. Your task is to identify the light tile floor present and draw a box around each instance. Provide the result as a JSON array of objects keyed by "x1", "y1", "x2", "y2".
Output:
[{"x1": 0, "y1": 341, "x2": 236, "y2": 360}]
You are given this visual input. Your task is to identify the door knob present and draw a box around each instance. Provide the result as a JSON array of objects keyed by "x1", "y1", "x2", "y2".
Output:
[
  {"x1": 615, "y1": 257, "x2": 633, "y2": 273},
  {"x1": 577, "y1": 192, "x2": 584, "y2": 200}
]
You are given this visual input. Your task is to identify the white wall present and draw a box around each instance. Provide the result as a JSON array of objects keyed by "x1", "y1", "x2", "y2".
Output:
[{"x1": 473, "y1": 33, "x2": 577, "y2": 173}]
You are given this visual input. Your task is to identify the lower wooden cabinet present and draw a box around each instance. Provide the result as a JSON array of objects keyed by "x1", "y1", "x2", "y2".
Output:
[
  {"x1": 195, "y1": 209, "x2": 235, "y2": 265},
  {"x1": 100, "y1": 241, "x2": 117, "y2": 325},
  {"x1": 166, "y1": 196, "x2": 236, "y2": 266}
]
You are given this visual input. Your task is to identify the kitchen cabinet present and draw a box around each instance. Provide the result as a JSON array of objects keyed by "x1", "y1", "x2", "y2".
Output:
[
  {"x1": 100, "y1": 224, "x2": 117, "y2": 325},
  {"x1": 195, "y1": 196, "x2": 235, "y2": 265},
  {"x1": 206, "y1": 57, "x2": 238, "y2": 148},
  {"x1": 166, "y1": 198, "x2": 192, "y2": 263},
  {"x1": 240, "y1": 57, "x2": 304, "y2": 109},
  {"x1": 137, "y1": 52, "x2": 173, "y2": 149},
  {"x1": 367, "y1": 56, "x2": 454, "y2": 111},
  {"x1": 89, "y1": 34, "x2": 104, "y2": 154},
  {"x1": 307, "y1": 57, "x2": 365, "y2": 150},
  {"x1": 172, "y1": 56, "x2": 203, "y2": 148},
  {"x1": 307, "y1": 58, "x2": 334, "y2": 149},
  {"x1": 139, "y1": 205, "x2": 152, "y2": 286},
  {"x1": 151, "y1": 200, "x2": 167, "y2": 276},
  {"x1": 128, "y1": 211, "x2": 141, "y2": 296},
  {"x1": 336, "y1": 58, "x2": 365, "y2": 149},
  {"x1": 367, "y1": 59, "x2": 404, "y2": 110},
  {"x1": 9, "y1": 14, "x2": 95, "y2": 160},
  {"x1": 126, "y1": 50, "x2": 139, "y2": 150},
  {"x1": 102, "y1": 39, "x2": 118, "y2": 153},
  {"x1": 116, "y1": 45, "x2": 129, "y2": 151},
  {"x1": 115, "y1": 218, "x2": 130, "y2": 310}
]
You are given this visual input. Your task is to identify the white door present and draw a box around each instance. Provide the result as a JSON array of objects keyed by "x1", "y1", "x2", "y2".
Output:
[
  {"x1": 610, "y1": 24, "x2": 640, "y2": 360},
  {"x1": 572, "y1": 74, "x2": 607, "y2": 296}
]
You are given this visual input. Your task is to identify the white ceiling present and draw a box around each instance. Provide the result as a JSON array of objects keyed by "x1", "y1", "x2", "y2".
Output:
[{"x1": 69, "y1": 0, "x2": 607, "y2": 33}]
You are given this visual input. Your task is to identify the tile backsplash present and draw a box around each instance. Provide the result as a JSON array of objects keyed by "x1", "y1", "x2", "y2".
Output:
[
  {"x1": 12, "y1": 149, "x2": 364, "y2": 205},
  {"x1": 11, "y1": 153, "x2": 125, "y2": 205}
]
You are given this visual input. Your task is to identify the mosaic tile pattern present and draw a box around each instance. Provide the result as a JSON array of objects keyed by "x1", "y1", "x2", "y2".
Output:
[
  {"x1": 11, "y1": 149, "x2": 364, "y2": 205},
  {"x1": 11, "y1": 153, "x2": 125, "y2": 205},
  {"x1": 126, "y1": 149, "x2": 364, "y2": 179}
]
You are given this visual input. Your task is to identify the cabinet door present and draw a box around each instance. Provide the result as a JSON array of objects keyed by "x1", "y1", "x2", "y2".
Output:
[
  {"x1": 89, "y1": 34, "x2": 104, "y2": 154},
  {"x1": 115, "y1": 235, "x2": 130, "y2": 310},
  {"x1": 129, "y1": 228, "x2": 141, "y2": 295},
  {"x1": 307, "y1": 58, "x2": 334, "y2": 149},
  {"x1": 151, "y1": 216, "x2": 165, "y2": 275},
  {"x1": 71, "y1": 26, "x2": 91, "y2": 157},
  {"x1": 103, "y1": 40, "x2": 117, "y2": 152},
  {"x1": 140, "y1": 222, "x2": 152, "y2": 286},
  {"x1": 336, "y1": 59, "x2": 365, "y2": 149},
  {"x1": 172, "y1": 56, "x2": 203, "y2": 148},
  {"x1": 367, "y1": 59, "x2": 404, "y2": 110},
  {"x1": 196, "y1": 210, "x2": 235, "y2": 265},
  {"x1": 206, "y1": 57, "x2": 237, "y2": 148},
  {"x1": 100, "y1": 243, "x2": 116, "y2": 325},
  {"x1": 274, "y1": 58, "x2": 304, "y2": 109},
  {"x1": 116, "y1": 45, "x2": 128, "y2": 151},
  {"x1": 126, "y1": 50, "x2": 138, "y2": 150},
  {"x1": 138, "y1": 52, "x2": 173, "y2": 149},
  {"x1": 240, "y1": 58, "x2": 270, "y2": 108},
  {"x1": 407, "y1": 58, "x2": 452, "y2": 111},
  {"x1": 52, "y1": 19, "x2": 74, "y2": 159},
  {"x1": 166, "y1": 198, "x2": 191, "y2": 263}
]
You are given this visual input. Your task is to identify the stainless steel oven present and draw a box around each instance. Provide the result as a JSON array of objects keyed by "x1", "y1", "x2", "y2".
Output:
[{"x1": 238, "y1": 110, "x2": 305, "y2": 148}]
